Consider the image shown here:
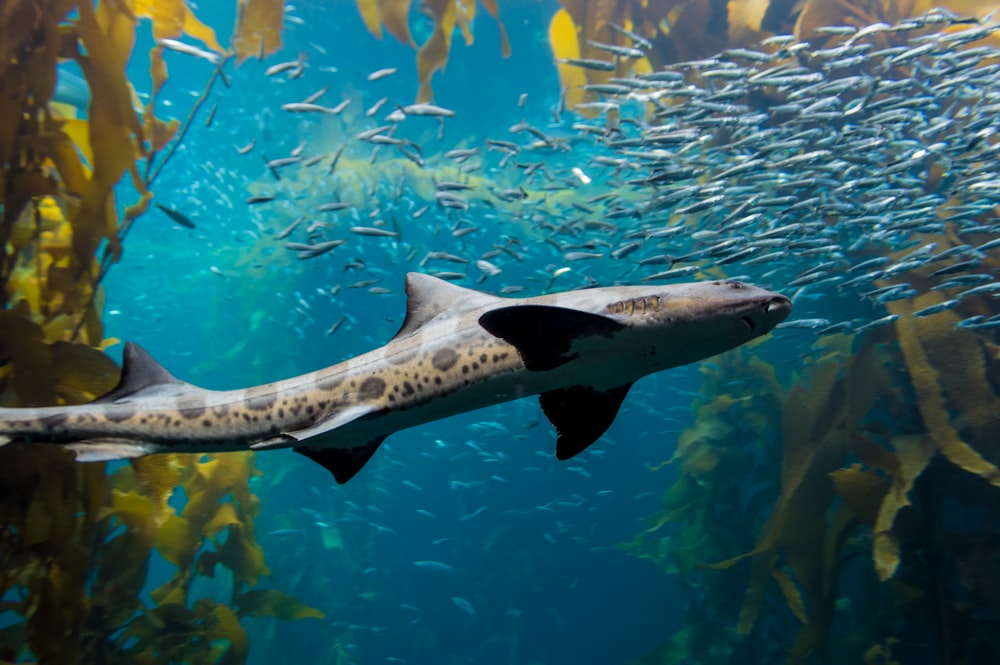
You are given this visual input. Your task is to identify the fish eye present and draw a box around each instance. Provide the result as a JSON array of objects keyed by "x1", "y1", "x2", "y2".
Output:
[{"x1": 724, "y1": 280, "x2": 745, "y2": 289}]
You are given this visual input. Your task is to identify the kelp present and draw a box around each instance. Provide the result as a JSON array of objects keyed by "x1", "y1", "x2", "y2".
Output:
[
  {"x1": 0, "y1": 2, "x2": 323, "y2": 663},
  {"x1": 546, "y1": 0, "x2": 1000, "y2": 111},
  {"x1": 231, "y1": 0, "x2": 285, "y2": 64},
  {"x1": 353, "y1": 0, "x2": 509, "y2": 102},
  {"x1": 630, "y1": 248, "x2": 1000, "y2": 664}
]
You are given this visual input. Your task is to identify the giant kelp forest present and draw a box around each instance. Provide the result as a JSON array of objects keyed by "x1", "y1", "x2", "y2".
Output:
[
  {"x1": 0, "y1": 1, "x2": 322, "y2": 663},
  {"x1": 1, "y1": 0, "x2": 1000, "y2": 664}
]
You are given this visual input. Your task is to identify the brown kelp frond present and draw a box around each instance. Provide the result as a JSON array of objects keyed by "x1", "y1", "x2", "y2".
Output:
[
  {"x1": 547, "y1": 0, "x2": 1000, "y2": 114},
  {"x1": 0, "y1": 3, "x2": 325, "y2": 664},
  {"x1": 353, "y1": 0, "x2": 509, "y2": 102},
  {"x1": 231, "y1": 0, "x2": 285, "y2": 63},
  {"x1": 632, "y1": 283, "x2": 1000, "y2": 664}
]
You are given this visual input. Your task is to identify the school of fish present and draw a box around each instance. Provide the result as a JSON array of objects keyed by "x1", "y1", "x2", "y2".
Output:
[{"x1": 146, "y1": 7, "x2": 1000, "y2": 349}]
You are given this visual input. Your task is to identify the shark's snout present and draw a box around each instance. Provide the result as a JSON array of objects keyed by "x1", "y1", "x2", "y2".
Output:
[
  {"x1": 734, "y1": 292, "x2": 792, "y2": 338},
  {"x1": 749, "y1": 294, "x2": 792, "y2": 334},
  {"x1": 767, "y1": 295, "x2": 792, "y2": 316}
]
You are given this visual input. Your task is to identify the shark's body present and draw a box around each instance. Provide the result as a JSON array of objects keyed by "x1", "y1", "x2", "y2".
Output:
[{"x1": 0, "y1": 273, "x2": 790, "y2": 482}]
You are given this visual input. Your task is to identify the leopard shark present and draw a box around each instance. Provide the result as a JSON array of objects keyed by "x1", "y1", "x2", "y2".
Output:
[{"x1": 0, "y1": 273, "x2": 790, "y2": 483}]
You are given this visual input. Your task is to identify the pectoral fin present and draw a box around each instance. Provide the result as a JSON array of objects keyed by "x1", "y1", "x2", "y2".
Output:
[
  {"x1": 295, "y1": 437, "x2": 386, "y2": 484},
  {"x1": 539, "y1": 383, "x2": 633, "y2": 460},
  {"x1": 479, "y1": 305, "x2": 624, "y2": 372}
]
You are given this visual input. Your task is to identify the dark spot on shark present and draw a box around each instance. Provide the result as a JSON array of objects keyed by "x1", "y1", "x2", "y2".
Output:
[
  {"x1": 41, "y1": 413, "x2": 68, "y2": 430},
  {"x1": 432, "y1": 348, "x2": 459, "y2": 371},
  {"x1": 402, "y1": 381, "x2": 415, "y2": 396},
  {"x1": 105, "y1": 408, "x2": 135, "y2": 423},
  {"x1": 461, "y1": 365, "x2": 469, "y2": 374},
  {"x1": 317, "y1": 376, "x2": 343, "y2": 391},
  {"x1": 479, "y1": 353, "x2": 488, "y2": 363},
  {"x1": 434, "y1": 376, "x2": 442, "y2": 385},
  {"x1": 247, "y1": 394, "x2": 275, "y2": 411},
  {"x1": 359, "y1": 377, "x2": 387, "y2": 399},
  {"x1": 180, "y1": 405, "x2": 206, "y2": 419},
  {"x1": 202, "y1": 420, "x2": 212, "y2": 428}
]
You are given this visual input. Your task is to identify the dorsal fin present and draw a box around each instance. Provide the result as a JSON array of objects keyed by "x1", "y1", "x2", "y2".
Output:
[
  {"x1": 391, "y1": 272, "x2": 499, "y2": 340},
  {"x1": 94, "y1": 342, "x2": 195, "y2": 404}
]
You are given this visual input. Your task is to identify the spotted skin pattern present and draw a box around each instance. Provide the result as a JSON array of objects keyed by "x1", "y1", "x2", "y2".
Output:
[{"x1": 0, "y1": 273, "x2": 790, "y2": 480}]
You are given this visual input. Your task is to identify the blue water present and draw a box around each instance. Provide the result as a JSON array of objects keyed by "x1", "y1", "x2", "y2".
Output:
[
  {"x1": 83, "y1": 2, "x2": 1000, "y2": 663},
  {"x1": 99, "y1": 3, "x2": 715, "y2": 663}
]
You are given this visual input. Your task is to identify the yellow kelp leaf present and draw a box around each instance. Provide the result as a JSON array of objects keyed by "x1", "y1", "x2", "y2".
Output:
[
  {"x1": 379, "y1": 0, "x2": 415, "y2": 46},
  {"x1": 355, "y1": 0, "x2": 384, "y2": 39},
  {"x1": 549, "y1": 9, "x2": 588, "y2": 112},
  {"x1": 232, "y1": 0, "x2": 284, "y2": 64},
  {"x1": 182, "y1": 7, "x2": 223, "y2": 52},
  {"x1": 416, "y1": 0, "x2": 457, "y2": 103},
  {"x1": 209, "y1": 604, "x2": 249, "y2": 661},
  {"x1": 155, "y1": 512, "x2": 198, "y2": 567},
  {"x1": 772, "y1": 563, "x2": 807, "y2": 624},
  {"x1": 104, "y1": 490, "x2": 157, "y2": 548},
  {"x1": 150, "y1": 575, "x2": 188, "y2": 606},
  {"x1": 219, "y1": 523, "x2": 270, "y2": 585},
  {"x1": 456, "y1": 0, "x2": 476, "y2": 45},
  {"x1": 234, "y1": 589, "x2": 326, "y2": 620},
  {"x1": 134, "y1": 0, "x2": 185, "y2": 40},
  {"x1": 676, "y1": 417, "x2": 729, "y2": 478},
  {"x1": 131, "y1": 454, "x2": 183, "y2": 528},
  {"x1": 75, "y1": 2, "x2": 144, "y2": 265},
  {"x1": 204, "y1": 501, "x2": 241, "y2": 536},
  {"x1": 891, "y1": 306, "x2": 1000, "y2": 490},
  {"x1": 42, "y1": 127, "x2": 91, "y2": 198},
  {"x1": 49, "y1": 341, "x2": 120, "y2": 401},
  {"x1": 480, "y1": 0, "x2": 510, "y2": 57},
  {"x1": 146, "y1": 111, "x2": 180, "y2": 152},
  {"x1": 830, "y1": 464, "x2": 889, "y2": 528},
  {"x1": 728, "y1": 0, "x2": 770, "y2": 43},
  {"x1": 796, "y1": 0, "x2": 933, "y2": 40},
  {"x1": 0, "y1": 311, "x2": 56, "y2": 407},
  {"x1": 149, "y1": 46, "x2": 168, "y2": 94},
  {"x1": 134, "y1": 0, "x2": 223, "y2": 51}
]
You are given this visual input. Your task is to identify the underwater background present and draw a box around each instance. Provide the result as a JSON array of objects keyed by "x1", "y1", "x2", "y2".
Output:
[{"x1": 1, "y1": 0, "x2": 1000, "y2": 664}]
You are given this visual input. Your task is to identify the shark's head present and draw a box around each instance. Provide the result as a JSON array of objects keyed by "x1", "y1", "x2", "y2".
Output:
[{"x1": 603, "y1": 279, "x2": 791, "y2": 371}]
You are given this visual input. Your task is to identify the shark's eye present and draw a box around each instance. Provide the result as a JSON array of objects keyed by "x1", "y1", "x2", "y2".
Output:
[{"x1": 724, "y1": 280, "x2": 745, "y2": 289}]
